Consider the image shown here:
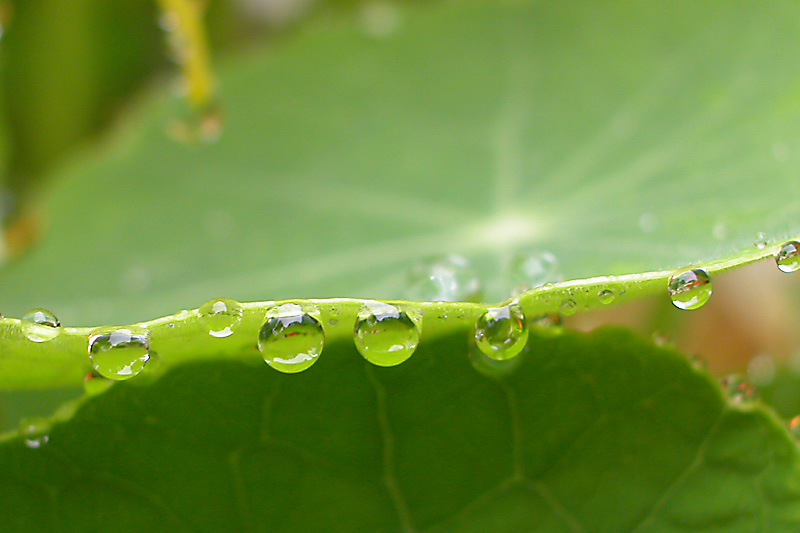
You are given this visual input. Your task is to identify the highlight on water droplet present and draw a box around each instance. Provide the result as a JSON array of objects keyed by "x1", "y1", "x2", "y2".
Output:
[
  {"x1": 597, "y1": 289, "x2": 615, "y2": 305},
  {"x1": 775, "y1": 240, "x2": 800, "y2": 273},
  {"x1": 405, "y1": 254, "x2": 482, "y2": 302},
  {"x1": 506, "y1": 250, "x2": 561, "y2": 295},
  {"x1": 667, "y1": 268, "x2": 712, "y2": 310},
  {"x1": 259, "y1": 303, "x2": 325, "y2": 374},
  {"x1": 199, "y1": 297, "x2": 243, "y2": 338},
  {"x1": 720, "y1": 374, "x2": 757, "y2": 403},
  {"x1": 21, "y1": 308, "x2": 61, "y2": 343},
  {"x1": 474, "y1": 303, "x2": 528, "y2": 361},
  {"x1": 754, "y1": 232, "x2": 768, "y2": 249},
  {"x1": 18, "y1": 417, "x2": 51, "y2": 449},
  {"x1": 88, "y1": 327, "x2": 151, "y2": 381},
  {"x1": 354, "y1": 301, "x2": 421, "y2": 367}
]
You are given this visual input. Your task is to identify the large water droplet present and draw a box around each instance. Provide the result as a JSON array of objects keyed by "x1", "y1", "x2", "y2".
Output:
[
  {"x1": 21, "y1": 308, "x2": 61, "y2": 343},
  {"x1": 667, "y1": 268, "x2": 712, "y2": 310},
  {"x1": 354, "y1": 301, "x2": 421, "y2": 367},
  {"x1": 406, "y1": 255, "x2": 481, "y2": 302},
  {"x1": 199, "y1": 298, "x2": 243, "y2": 337},
  {"x1": 259, "y1": 303, "x2": 324, "y2": 373},
  {"x1": 88, "y1": 327, "x2": 151, "y2": 381},
  {"x1": 474, "y1": 304, "x2": 528, "y2": 361},
  {"x1": 776, "y1": 240, "x2": 800, "y2": 273},
  {"x1": 18, "y1": 417, "x2": 50, "y2": 449},
  {"x1": 507, "y1": 250, "x2": 561, "y2": 295}
]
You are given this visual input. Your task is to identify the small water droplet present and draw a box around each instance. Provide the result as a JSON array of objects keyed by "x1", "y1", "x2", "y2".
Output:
[
  {"x1": 199, "y1": 298, "x2": 243, "y2": 338},
  {"x1": 776, "y1": 240, "x2": 800, "y2": 273},
  {"x1": 406, "y1": 255, "x2": 481, "y2": 302},
  {"x1": 18, "y1": 417, "x2": 50, "y2": 449},
  {"x1": 720, "y1": 374, "x2": 757, "y2": 403},
  {"x1": 354, "y1": 301, "x2": 421, "y2": 367},
  {"x1": 83, "y1": 370, "x2": 114, "y2": 396},
  {"x1": 507, "y1": 250, "x2": 561, "y2": 295},
  {"x1": 754, "y1": 232, "x2": 768, "y2": 249},
  {"x1": 597, "y1": 289, "x2": 615, "y2": 305},
  {"x1": 560, "y1": 299, "x2": 577, "y2": 316},
  {"x1": 258, "y1": 303, "x2": 324, "y2": 373},
  {"x1": 667, "y1": 268, "x2": 712, "y2": 310},
  {"x1": 474, "y1": 304, "x2": 528, "y2": 361},
  {"x1": 88, "y1": 327, "x2": 151, "y2": 381},
  {"x1": 21, "y1": 308, "x2": 61, "y2": 342}
]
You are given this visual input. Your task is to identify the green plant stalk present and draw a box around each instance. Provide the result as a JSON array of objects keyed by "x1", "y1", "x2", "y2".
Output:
[{"x1": 0, "y1": 240, "x2": 788, "y2": 390}]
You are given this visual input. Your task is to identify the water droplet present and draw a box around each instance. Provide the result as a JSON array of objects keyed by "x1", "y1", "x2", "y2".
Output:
[
  {"x1": 597, "y1": 289, "x2": 615, "y2": 305},
  {"x1": 776, "y1": 240, "x2": 800, "y2": 273},
  {"x1": 755, "y1": 232, "x2": 768, "y2": 249},
  {"x1": 83, "y1": 370, "x2": 114, "y2": 396},
  {"x1": 667, "y1": 268, "x2": 712, "y2": 310},
  {"x1": 88, "y1": 327, "x2": 151, "y2": 381},
  {"x1": 21, "y1": 308, "x2": 61, "y2": 342},
  {"x1": 507, "y1": 250, "x2": 561, "y2": 295},
  {"x1": 258, "y1": 303, "x2": 324, "y2": 373},
  {"x1": 18, "y1": 417, "x2": 50, "y2": 449},
  {"x1": 474, "y1": 304, "x2": 528, "y2": 361},
  {"x1": 560, "y1": 299, "x2": 577, "y2": 316},
  {"x1": 354, "y1": 301, "x2": 421, "y2": 367},
  {"x1": 406, "y1": 255, "x2": 481, "y2": 302},
  {"x1": 199, "y1": 298, "x2": 243, "y2": 338},
  {"x1": 720, "y1": 374, "x2": 757, "y2": 403}
]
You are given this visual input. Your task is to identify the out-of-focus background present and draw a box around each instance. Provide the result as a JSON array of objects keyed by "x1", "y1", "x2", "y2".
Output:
[{"x1": 1, "y1": 0, "x2": 800, "y2": 428}]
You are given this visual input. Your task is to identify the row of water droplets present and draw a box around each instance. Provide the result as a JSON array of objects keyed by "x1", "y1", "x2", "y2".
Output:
[
  {"x1": 11, "y1": 237, "x2": 799, "y2": 381},
  {"x1": 666, "y1": 238, "x2": 800, "y2": 310}
]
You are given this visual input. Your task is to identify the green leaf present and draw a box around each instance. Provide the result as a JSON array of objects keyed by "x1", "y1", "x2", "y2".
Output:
[
  {"x1": 2, "y1": 327, "x2": 799, "y2": 531},
  {"x1": 1, "y1": 0, "x2": 799, "y2": 327}
]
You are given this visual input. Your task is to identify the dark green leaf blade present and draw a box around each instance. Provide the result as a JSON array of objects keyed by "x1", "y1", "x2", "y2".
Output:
[{"x1": 2, "y1": 328, "x2": 799, "y2": 531}]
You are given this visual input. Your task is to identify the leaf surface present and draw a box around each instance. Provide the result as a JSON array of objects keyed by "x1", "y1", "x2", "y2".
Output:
[
  {"x1": 3, "y1": 327, "x2": 800, "y2": 531},
  {"x1": 0, "y1": 1, "x2": 799, "y2": 325}
]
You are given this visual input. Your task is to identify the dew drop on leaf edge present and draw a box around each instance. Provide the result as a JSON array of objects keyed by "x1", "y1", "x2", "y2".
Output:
[
  {"x1": 354, "y1": 301, "x2": 421, "y2": 367},
  {"x1": 198, "y1": 297, "x2": 243, "y2": 338},
  {"x1": 720, "y1": 374, "x2": 757, "y2": 404},
  {"x1": 258, "y1": 303, "x2": 325, "y2": 374},
  {"x1": 88, "y1": 327, "x2": 151, "y2": 381},
  {"x1": 474, "y1": 303, "x2": 528, "y2": 361},
  {"x1": 667, "y1": 268, "x2": 712, "y2": 310},
  {"x1": 776, "y1": 240, "x2": 800, "y2": 273},
  {"x1": 21, "y1": 308, "x2": 61, "y2": 343}
]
